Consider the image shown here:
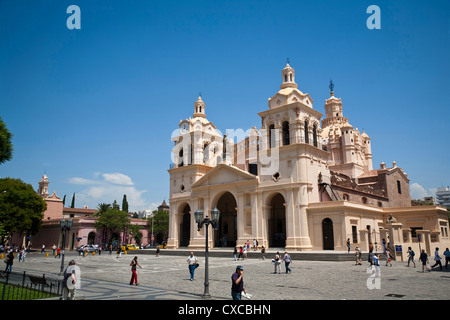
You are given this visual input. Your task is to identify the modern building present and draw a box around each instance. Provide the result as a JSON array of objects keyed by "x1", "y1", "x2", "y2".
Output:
[
  {"x1": 166, "y1": 63, "x2": 449, "y2": 259},
  {"x1": 436, "y1": 187, "x2": 450, "y2": 208}
]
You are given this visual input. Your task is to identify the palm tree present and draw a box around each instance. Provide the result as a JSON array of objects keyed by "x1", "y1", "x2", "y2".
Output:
[{"x1": 95, "y1": 203, "x2": 112, "y2": 216}]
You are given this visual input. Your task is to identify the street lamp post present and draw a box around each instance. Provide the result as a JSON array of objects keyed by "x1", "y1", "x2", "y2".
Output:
[
  {"x1": 194, "y1": 208, "x2": 220, "y2": 299},
  {"x1": 59, "y1": 218, "x2": 73, "y2": 275}
]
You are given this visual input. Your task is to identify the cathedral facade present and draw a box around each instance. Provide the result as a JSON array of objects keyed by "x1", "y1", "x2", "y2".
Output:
[{"x1": 166, "y1": 63, "x2": 449, "y2": 257}]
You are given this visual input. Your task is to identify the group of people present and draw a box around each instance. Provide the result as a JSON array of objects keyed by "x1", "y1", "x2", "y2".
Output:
[
  {"x1": 3, "y1": 246, "x2": 29, "y2": 273},
  {"x1": 353, "y1": 241, "x2": 450, "y2": 274},
  {"x1": 415, "y1": 247, "x2": 450, "y2": 273},
  {"x1": 272, "y1": 251, "x2": 292, "y2": 274}
]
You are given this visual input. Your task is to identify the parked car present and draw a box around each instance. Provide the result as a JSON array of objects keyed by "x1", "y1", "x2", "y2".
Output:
[
  {"x1": 120, "y1": 244, "x2": 139, "y2": 251},
  {"x1": 77, "y1": 244, "x2": 98, "y2": 253}
]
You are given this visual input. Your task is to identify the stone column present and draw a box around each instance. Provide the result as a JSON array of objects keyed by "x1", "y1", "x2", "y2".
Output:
[
  {"x1": 387, "y1": 222, "x2": 404, "y2": 261},
  {"x1": 166, "y1": 203, "x2": 178, "y2": 249},
  {"x1": 285, "y1": 188, "x2": 297, "y2": 250}
]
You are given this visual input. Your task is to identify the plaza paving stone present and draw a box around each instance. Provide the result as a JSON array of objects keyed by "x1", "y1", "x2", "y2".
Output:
[{"x1": 8, "y1": 249, "x2": 450, "y2": 300}]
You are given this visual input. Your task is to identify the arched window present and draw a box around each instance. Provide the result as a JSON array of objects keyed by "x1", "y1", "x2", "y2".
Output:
[
  {"x1": 304, "y1": 121, "x2": 309, "y2": 144},
  {"x1": 179, "y1": 148, "x2": 184, "y2": 167},
  {"x1": 284, "y1": 74, "x2": 288, "y2": 82},
  {"x1": 290, "y1": 73, "x2": 293, "y2": 82},
  {"x1": 269, "y1": 124, "x2": 275, "y2": 148},
  {"x1": 282, "y1": 121, "x2": 290, "y2": 146},
  {"x1": 313, "y1": 124, "x2": 318, "y2": 147}
]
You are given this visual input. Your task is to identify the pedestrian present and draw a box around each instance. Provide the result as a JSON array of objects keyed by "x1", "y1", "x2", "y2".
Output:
[
  {"x1": 355, "y1": 246, "x2": 362, "y2": 265},
  {"x1": 243, "y1": 245, "x2": 248, "y2": 259},
  {"x1": 382, "y1": 238, "x2": 386, "y2": 254},
  {"x1": 346, "y1": 238, "x2": 351, "y2": 253},
  {"x1": 431, "y1": 247, "x2": 443, "y2": 270},
  {"x1": 283, "y1": 252, "x2": 292, "y2": 274},
  {"x1": 260, "y1": 246, "x2": 266, "y2": 260},
  {"x1": 419, "y1": 249, "x2": 430, "y2": 273},
  {"x1": 187, "y1": 252, "x2": 198, "y2": 281},
  {"x1": 109, "y1": 244, "x2": 113, "y2": 255},
  {"x1": 372, "y1": 253, "x2": 381, "y2": 277},
  {"x1": 156, "y1": 245, "x2": 160, "y2": 257},
  {"x1": 116, "y1": 246, "x2": 122, "y2": 258},
  {"x1": 55, "y1": 247, "x2": 61, "y2": 259},
  {"x1": 130, "y1": 256, "x2": 142, "y2": 285},
  {"x1": 385, "y1": 248, "x2": 392, "y2": 267},
  {"x1": 4, "y1": 250, "x2": 14, "y2": 273},
  {"x1": 238, "y1": 246, "x2": 243, "y2": 260},
  {"x1": 231, "y1": 266, "x2": 247, "y2": 300},
  {"x1": 253, "y1": 239, "x2": 257, "y2": 251},
  {"x1": 41, "y1": 244, "x2": 45, "y2": 253},
  {"x1": 233, "y1": 247, "x2": 237, "y2": 261},
  {"x1": 406, "y1": 247, "x2": 415, "y2": 267},
  {"x1": 52, "y1": 244, "x2": 56, "y2": 256},
  {"x1": 62, "y1": 260, "x2": 77, "y2": 300},
  {"x1": 273, "y1": 252, "x2": 281, "y2": 274},
  {"x1": 444, "y1": 248, "x2": 450, "y2": 269},
  {"x1": 368, "y1": 243, "x2": 374, "y2": 264}
]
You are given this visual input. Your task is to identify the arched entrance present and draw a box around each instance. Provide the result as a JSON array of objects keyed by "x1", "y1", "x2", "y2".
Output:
[
  {"x1": 268, "y1": 193, "x2": 286, "y2": 248},
  {"x1": 215, "y1": 192, "x2": 237, "y2": 247},
  {"x1": 179, "y1": 204, "x2": 191, "y2": 247},
  {"x1": 322, "y1": 218, "x2": 334, "y2": 250},
  {"x1": 88, "y1": 232, "x2": 96, "y2": 245}
]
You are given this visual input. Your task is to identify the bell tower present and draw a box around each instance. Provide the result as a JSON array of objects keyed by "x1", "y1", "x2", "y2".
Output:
[
  {"x1": 280, "y1": 60, "x2": 298, "y2": 89},
  {"x1": 37, "y1": 174, "x2": 49, "y2": 198},
  {"x1": 193, "y1": 94, "x2": 206, "y2": 118}
]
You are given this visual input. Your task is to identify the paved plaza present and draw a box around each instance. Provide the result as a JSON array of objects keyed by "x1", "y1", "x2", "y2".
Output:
[{"x1": 8, "y1": 249, "x2": 450, "y2": 300}]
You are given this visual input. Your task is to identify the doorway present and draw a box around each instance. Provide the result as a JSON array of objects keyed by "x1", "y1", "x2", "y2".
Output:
[
  {"x1": 322, "y1": 218, "x2": 334, "y2": 250},
  {"x1": 268, "y1": 193, "x2": 286, "y2": 248}
]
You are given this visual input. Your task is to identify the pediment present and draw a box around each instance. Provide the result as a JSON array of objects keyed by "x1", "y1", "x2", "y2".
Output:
[{"x1": 191, "y1": 164, "x2": 258, "y2": 188}]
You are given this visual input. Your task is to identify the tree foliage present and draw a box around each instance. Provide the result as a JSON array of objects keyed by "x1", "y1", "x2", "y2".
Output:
[
  {"x1": 0, "y1": 116, "x2": 13, "y2": 165},
  {"x1": 122, "y1": 194, "x2": 129, "y2": 213},
  {"x1": 94, "y1": 207, "x2": 130, "y2": 236},
  {"x1": 0, "y1": 178, "x2": 46, "y2": 243},
  {"x1": 148, "y1": 210, "x2": 169, "y2": 241}
]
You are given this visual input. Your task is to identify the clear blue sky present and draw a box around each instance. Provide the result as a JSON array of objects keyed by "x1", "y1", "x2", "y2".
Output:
[{"x1": 0, "y1": 0, "x2": 449, "y2": 211}]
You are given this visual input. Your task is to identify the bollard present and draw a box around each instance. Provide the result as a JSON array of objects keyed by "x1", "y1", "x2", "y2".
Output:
[
  {"x1": 46, "y1": 253, "x2": 49, "y2": 257},
  {"x1": 92, "y1": 251, "x2": 95, "y2": 256},
  {"x1": 0, "y1": 254, "x2": 4, "y2": 260}
]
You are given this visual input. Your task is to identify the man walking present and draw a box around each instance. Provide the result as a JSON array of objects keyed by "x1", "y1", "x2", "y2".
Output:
[
  {"x1": 62, "y1": 260, "x2": 77, "y2": 300},
  {"x1": 187, "y1": 252, "x2": 198, "y2": 281},
  {"x1": 432, "y1": 247, "x2": 443, "y2": 270},
  {"x1": 231, "y1": 266, "x2": 246, "y2": 300}
]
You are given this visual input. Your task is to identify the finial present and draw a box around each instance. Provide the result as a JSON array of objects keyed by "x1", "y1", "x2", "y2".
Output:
[
  {"x1": 329, "y1": 79, "x2": 334, "y2": 95},
  {"x1": 199, "y1": 92, "x2": 202, "y2": 98},
  {"x1": 286, "y1": 58, "x2": 290, "y2": 65}
]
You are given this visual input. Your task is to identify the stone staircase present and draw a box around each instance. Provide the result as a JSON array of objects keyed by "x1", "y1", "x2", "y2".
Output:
[{"x1": 135, "y1": 248, "x2": 380, "y2": 262}]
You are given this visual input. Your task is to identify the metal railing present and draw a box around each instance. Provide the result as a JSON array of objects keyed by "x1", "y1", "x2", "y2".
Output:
[{"x1": 0, "y1": 271, "x2": 63, "y2": 300}]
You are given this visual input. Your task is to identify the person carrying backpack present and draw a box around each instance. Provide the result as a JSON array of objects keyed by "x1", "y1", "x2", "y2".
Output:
[{"x1": 407, "y1": 246, "x2": 416, "y2": 267}]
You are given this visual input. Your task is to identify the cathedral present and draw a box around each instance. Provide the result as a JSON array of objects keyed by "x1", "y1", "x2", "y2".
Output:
[{"x1": 166, "y1": 63, "x2": 449, "y2": 257}]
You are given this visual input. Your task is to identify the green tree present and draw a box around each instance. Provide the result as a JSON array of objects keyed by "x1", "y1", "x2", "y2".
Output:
[
  {"x1": 122, "y1": 194, "x2": 129, "y2": 213},
  {"x1": 0, "y1": 116, "x2": 13, "y2": 165},
  {"x1": 70, "y1": 193, "x2": 75, "y2": 208},
  {"x1": 0, "y1": 178, "x2": 46, "y2": 243},
  {"x1": 148, "y1": 210, "x2": 169, "y2": 242},
  {"x1": 95, "y1": 203, "x2": 112, "y2": 216},
  {"x1": 127, "y1": 224, "x2": 142, "y2": 245},
  {"x1": 94, "y1": 208, "x2": 130, "y2": 243}
]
